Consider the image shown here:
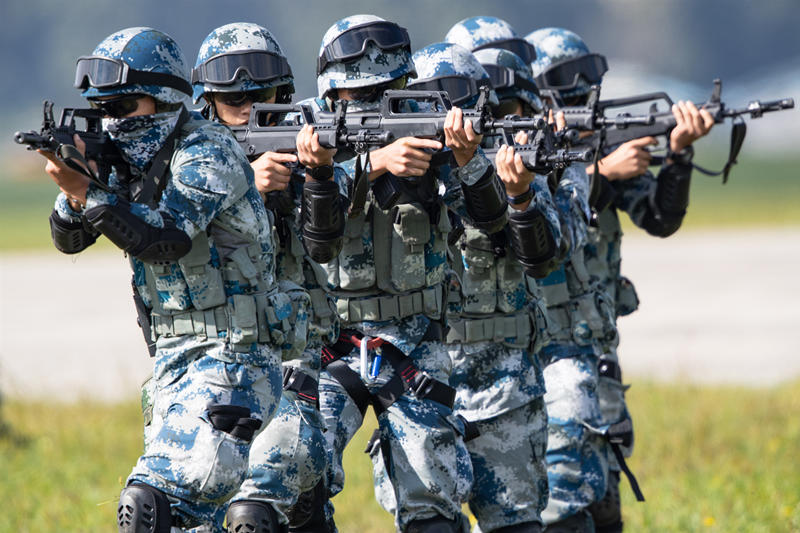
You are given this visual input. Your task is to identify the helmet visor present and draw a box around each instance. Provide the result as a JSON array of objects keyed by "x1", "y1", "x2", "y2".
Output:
[
  {"x1": 408, "y1": 76, "x2": 490, "y2": 106},
  {"x1": 483, "y1": 64, "x2": 540, "y2": 96},
  {"x1": 535, "y1": 53, "x2": 608, "y2": 91},
  {"x1": 473, "y1": 38, "x2": 538, "y2": 65},
  {"x1": 318, "y1": 21, "x2": 411, "y2": 74},
  {"x1": 192, "y1": 50, "x2": 292, "y2": 85}
]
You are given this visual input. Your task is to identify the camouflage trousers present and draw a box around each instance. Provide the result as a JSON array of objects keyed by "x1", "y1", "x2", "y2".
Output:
[
  {"x1": 228, "y1": 382, "x2": 328, "y2": 524},
  {"x1": 446, "y1": 341, "x2": 548, "y2": 531},
  {"x1": 466, "y1": 398, "x2": 549, "y2": 532},
  {"x1": 541, "y1": 353, "x2": 609, "y2": 525},
  {"x1": 320, "y1": 340, "x2": 472, "y2": 532},
  {"x1": 132, "y1": 335, "x2": 282, "y2": 530}
]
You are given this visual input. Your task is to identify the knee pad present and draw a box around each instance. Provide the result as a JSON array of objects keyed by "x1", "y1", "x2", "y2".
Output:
[
  {"x1": 288, "y1": 480, "x2": 335, "y2": 533},
  {"x1": 406, "y1": 515, "x2": 465, "y2": 533},
  {"x1": 544, "y1": 511, "x2": 594, "y2": 533},
  {"x1": 117, "y1": 483, "x2": 172, "y2": 533},
  {"x1": 493, "y1": 521, "x2": 543, "y2": 533},
  {"x1": 226, "y1": 500, "x2": 286, "y2": 533},
  {"x1": 589, "y1": 471, "x2": 623, "y2": 533}
]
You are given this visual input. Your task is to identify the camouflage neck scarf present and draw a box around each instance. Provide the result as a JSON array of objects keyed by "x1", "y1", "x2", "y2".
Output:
[{"x1": 103, "y1": 110, "x2": 181, "y2": 171}]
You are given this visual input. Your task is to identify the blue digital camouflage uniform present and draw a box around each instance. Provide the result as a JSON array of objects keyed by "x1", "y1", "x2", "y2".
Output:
[
  {"x1": 404, "y1": 41, "x2": 555, "y2": 532},
  {"x1": 189, "y1": 23, "x2": 339, "y2": 527},
  {"x1": 532, "y1": 164, "x2": 611, "y2": 526},
  {"x1": 301, "y1": 92, "x2": 502, "y2": 529},
  {"x1": 56, "y1": 108, "x2": 285, "y2": 529},
  {"x1": 444, "y1": 178, "x2": 558, "y2": 533}
]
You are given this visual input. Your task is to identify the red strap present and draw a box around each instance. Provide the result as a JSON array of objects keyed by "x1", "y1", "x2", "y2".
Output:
[{"x1": 346, "y1": 334, "x2": 385, "y2": 351}]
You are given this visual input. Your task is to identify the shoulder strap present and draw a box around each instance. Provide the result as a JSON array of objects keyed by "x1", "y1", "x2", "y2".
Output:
[{"x1": 131, "y1": 107, "x2": 190, "y2": 206}]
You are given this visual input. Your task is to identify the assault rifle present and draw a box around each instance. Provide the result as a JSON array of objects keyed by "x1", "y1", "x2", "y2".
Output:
[
  {"x1": 231, "y1": 87, "x2": 611, "y2": 164},
  {"x1": 14, "y1": 101, "x2": 124, "y2": 191},
  {"x1": 553, "y1": 80, "x2": 795, "y2": 182},
  {"x1": 482, "y1": 121, "x2": 594, "y2": 174}
]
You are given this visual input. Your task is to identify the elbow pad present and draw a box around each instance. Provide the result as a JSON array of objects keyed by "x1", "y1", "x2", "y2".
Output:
[
  {"x1": 643, "y1": 163, "x2": 691, "y2": 237},
  {"x1": 302, "y1": 179, "x2": 345, "y2": 263},
  {"x1": 462, "y1": 167, "x2": 508, "y2": 234},
  {"x1": 49, "y1": 210, "x2": 98, "y2": 254},
  {"x1": 84, "y1": 201, "x2": 191, "y2": 263},
  {"x1": 508, "y1": 206, "x2": 558, "y2": 279}
]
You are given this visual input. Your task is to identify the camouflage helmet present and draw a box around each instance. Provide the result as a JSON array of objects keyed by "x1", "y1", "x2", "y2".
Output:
[
  {"x1": 316, "y1": 14, "x2": 416, "y2": 99},
  {"x1": 473, "y1": 48, "x2": 542, "y2": 113},
  {"x1": 75, "y1": 27, "x2": 191, "y2": 104},
  {"x1": 526, "y1": 27, "x2": 607, "y2": 99},
  {"x1": 409, "y1": 42, "x2": 498, "y2": 108},
  {"x1": 445, "y1": 16, "x2": 537, "y2": 66},
  {"x1": 192, "y1": 22, "x2": 294, "y2": 104}
]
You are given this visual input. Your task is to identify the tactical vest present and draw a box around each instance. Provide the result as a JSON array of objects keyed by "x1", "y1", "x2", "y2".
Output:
[
  {"x1": 536, "y1": 232, "x2": 617, "y2": 349},
  {"x1": 130, "y1": 118, "x2": 304, "y2": 354},
  {"x1": 324, "y1": 189, "x2": 451, "y2": 326},
  {"x1": 275, "y1": 209, "x2": 339, "y2": 350},
  {"x1": 446, "y1": 227, "x2": 549, "y2": 351}
]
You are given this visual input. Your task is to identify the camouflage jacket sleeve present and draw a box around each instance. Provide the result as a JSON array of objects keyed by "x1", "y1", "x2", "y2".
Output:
[
  {"x1": 83, "y1": 121, "x2": 253, "y2": 240},
  {"x1": 610, "y1": 161, "x2": 691, "y2": 237},
  {"x1": 553, "y1": 164, "x2": 591, "y2": 257}
]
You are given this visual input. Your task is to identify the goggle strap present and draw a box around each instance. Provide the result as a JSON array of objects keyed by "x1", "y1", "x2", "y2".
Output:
[{"x1": 126, "y1": 70, "x2": 192, "y2": 96}]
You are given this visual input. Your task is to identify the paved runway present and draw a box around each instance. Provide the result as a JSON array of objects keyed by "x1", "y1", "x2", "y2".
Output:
[{"x1": 1, "y1": 227, "x2": 798, "y2": 402}]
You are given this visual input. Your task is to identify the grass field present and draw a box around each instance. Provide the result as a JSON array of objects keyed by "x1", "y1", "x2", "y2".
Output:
[
  {"x1": 2, "y1": 382, "x2": 799, "y2": 532},
  {"x1": 1, "y1": 150, "x2": 798, "y2": 252}
]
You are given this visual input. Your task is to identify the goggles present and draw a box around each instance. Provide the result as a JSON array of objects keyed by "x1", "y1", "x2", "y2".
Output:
[
  {"x1": 74, "y1": 56, "x2": 192, "y2": 96},
  {"x1": 408, "y1": 76, "x2": 490, "y2": 106},
  {"x1": 213, "y1": 87, "x2": 278, "y2": 107},
  {"x1": 317, "y1": 21, "x2": 411, "y2": 74},
  {"x1": 483, "y1": 64, "x2": 540, "y2": 96},
  {"x1": 535, "y1": 53, "x2": 608, "y2": 91},
  {"x1": 492, "y1": 98, "x2": 525, "y2": 119},
  {"x1": 88, "y1": 94, "x2": 144, "y2": 118},
  {"x1": 473, "y1": 38, "x2": 538, "y2": 65},
  {"x1": 191, "y1": 50, "x2": 292, "y2": 85}
]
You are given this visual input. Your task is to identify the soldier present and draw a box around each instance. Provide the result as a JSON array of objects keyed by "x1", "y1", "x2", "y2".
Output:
[
  {"x1": 526, "y1": 28, "x2": 714, "y2": 532},
  {"x1": 189, "y1": 23, "x2": 349, "y2": 532},
  {"x1": 407, "y1": 42, "x2": 560, "y2": 533},
  {"x1": 307, "y1": 14, "x2": 510, "y2": 533},
  {"x1": 38, "y1": 27, "x2": 289, "y2": 532}
]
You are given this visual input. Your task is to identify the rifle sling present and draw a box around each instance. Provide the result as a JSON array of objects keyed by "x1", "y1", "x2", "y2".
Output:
[
  {"x1": 131, "y1": 107, "x2": 190, "y2": 206},
  {"x1": 690, "y1": 119, "x2": 746, "y2": 183}
]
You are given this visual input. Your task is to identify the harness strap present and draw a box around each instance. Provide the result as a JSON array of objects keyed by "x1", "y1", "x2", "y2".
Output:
[
  {"x1": 320, "y1": 324, "x2": 455, "y2": 417},
  {"x1": 282, "y1": 366, "x2": 320, "y2": 406},
  {"x1": 606, "y1": 417, "x2": 645, "y2": 502}
]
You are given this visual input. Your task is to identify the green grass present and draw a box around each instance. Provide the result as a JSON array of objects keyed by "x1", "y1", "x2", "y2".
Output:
[
  {"x1": 2, "y1": 382, "x2": 799, "y2": 532},
  {"x1": 1, "y1": 152, "x2": 798, "y2": 252}
]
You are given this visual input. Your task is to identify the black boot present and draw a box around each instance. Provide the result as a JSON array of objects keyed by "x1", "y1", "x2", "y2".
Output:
[
  {"x1": 544, "y1": 511, "x2": 594, "y2": 533},
  {"x1": 406, "y1": 515, "x2": 464, "y2": 533},
  {"x1": 493, "y1": 521, "x2": 544, "y2": 532},
  {"x1": 588, "y1": 471, "x2": 622, "y2": 533}
]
